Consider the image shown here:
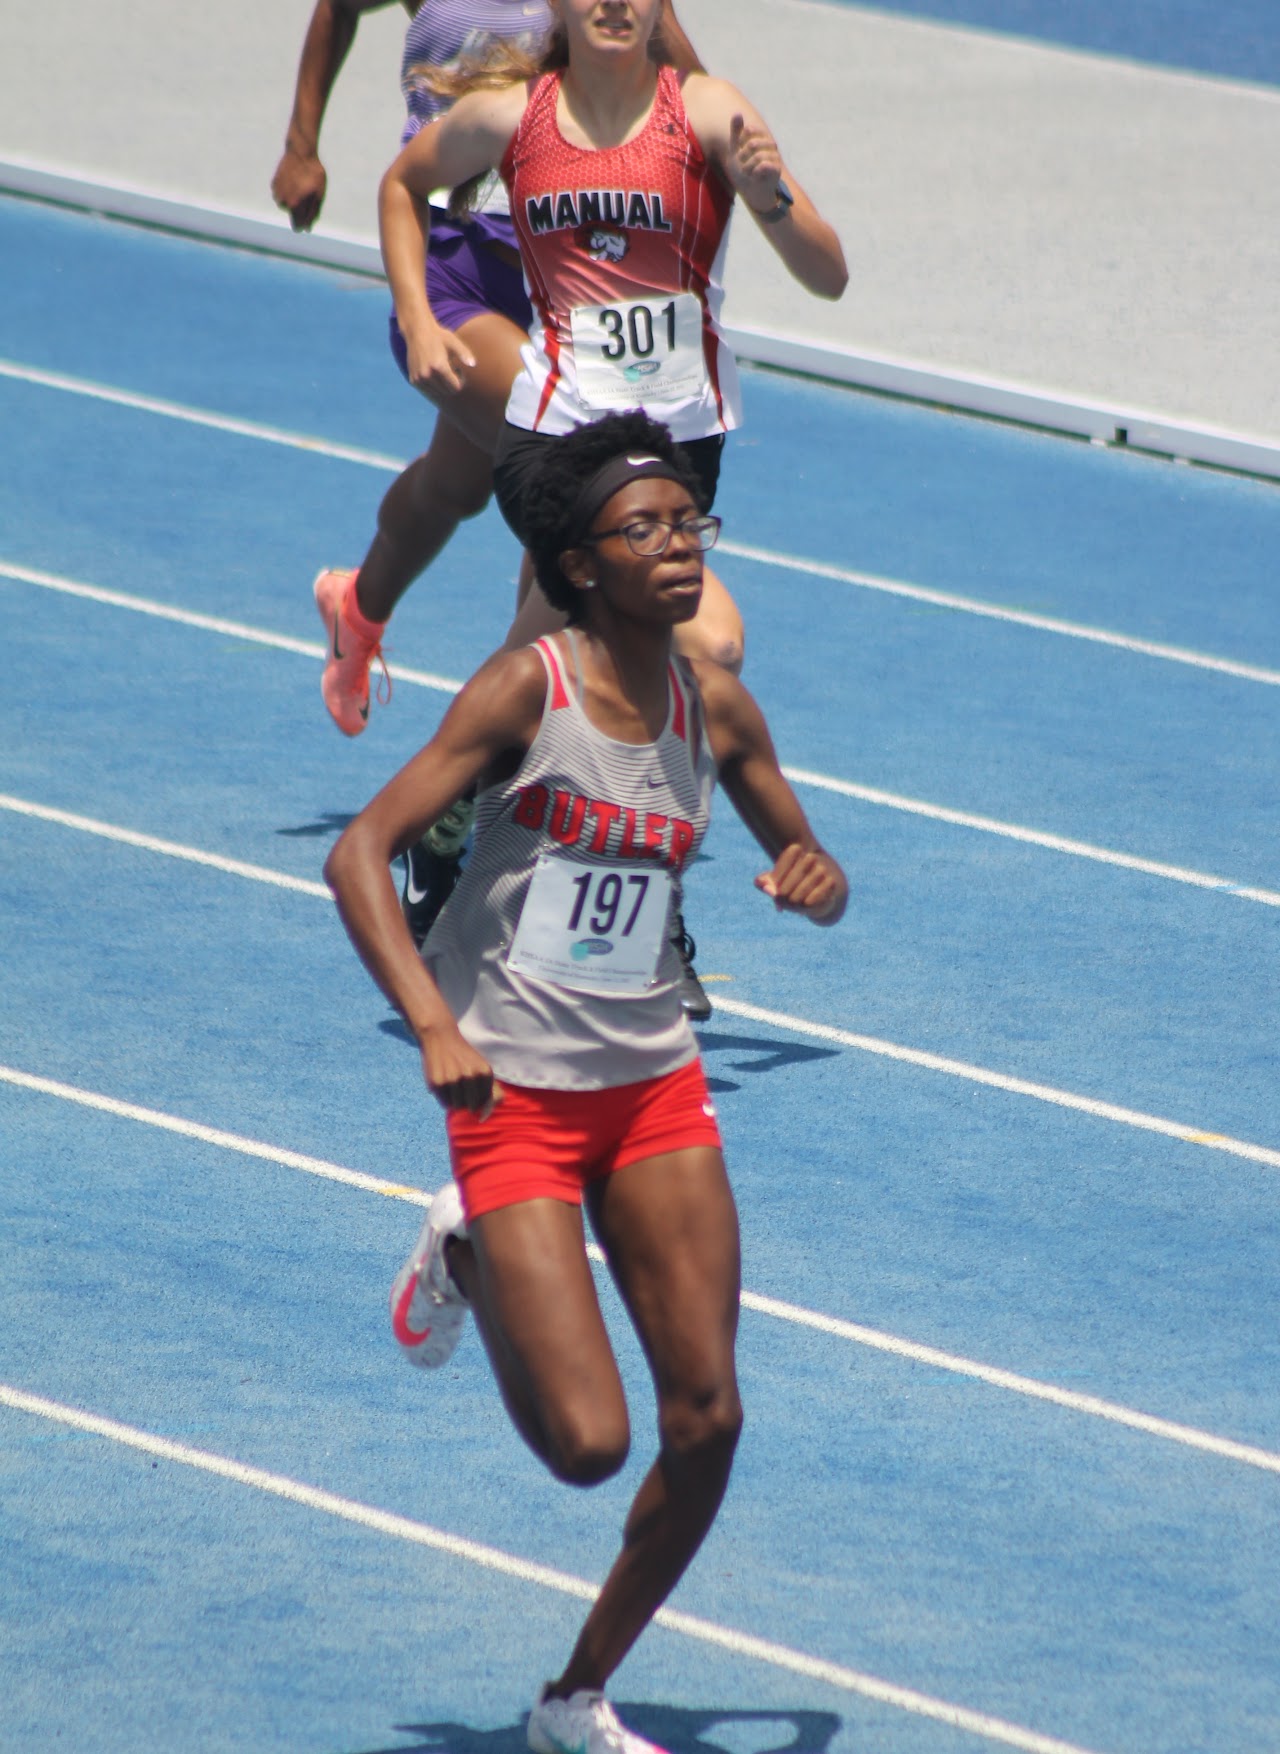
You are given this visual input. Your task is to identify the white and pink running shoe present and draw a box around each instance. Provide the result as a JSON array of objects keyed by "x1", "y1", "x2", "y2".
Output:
[
  {"x1": 389, "y1": 1182, "x2": 469, "y2": 1368},
  {"x1": 527, "y1": 1687, "x2": 668, "y2": 1754}
]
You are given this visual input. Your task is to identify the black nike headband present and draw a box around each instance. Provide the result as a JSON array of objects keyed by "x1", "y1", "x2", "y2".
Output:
[{"x1": 567, "y1": 452, "x2": 689, "y2": 546}]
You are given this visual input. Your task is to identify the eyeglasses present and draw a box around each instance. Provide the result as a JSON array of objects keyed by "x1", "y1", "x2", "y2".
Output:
[{"x1": 585, "y1": 514, "x2": 722, "y2": 557}]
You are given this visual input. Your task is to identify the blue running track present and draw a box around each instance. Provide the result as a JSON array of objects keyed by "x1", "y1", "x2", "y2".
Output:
[{"x1": 2, "y1": 194, "x2": 1279, "y2": 1754}]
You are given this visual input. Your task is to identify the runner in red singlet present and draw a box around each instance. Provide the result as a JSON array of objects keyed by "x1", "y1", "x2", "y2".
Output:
[
  {"x1": 372, "y1": 0, "x2": 847, "y2": 1003},
  {"x1": 323, "y1": 409, "x2": 847, "y2": 1754}
]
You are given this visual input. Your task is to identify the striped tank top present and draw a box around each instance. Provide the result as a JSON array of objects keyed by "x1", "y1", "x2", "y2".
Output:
[
  {"x1": 424, "y1": 633, "x2": 717, "y2": 1090},
  {"x1": 399, "y1": 0, "x2": 554, "y2": 232},
  {"x1": 399, "y1": 0, "x2": 553, "y2": 142},
  {"x1": 500, "y1": 67, "x2": 743, "y2": 438}
]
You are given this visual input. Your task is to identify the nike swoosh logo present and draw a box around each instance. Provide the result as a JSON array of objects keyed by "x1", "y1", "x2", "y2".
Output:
[
  {"x1": 645, "y1": 774, "x2": 664, "y2": 788},
  {"x1": 332, "y1": 612, "x2": 345, "y2": 660},
  {"x1": 404, "y1": 868, "x2": 430, "y2": 904},
  {"x1": 391, "y1": 1277, "x2": 433, "y2": 1346}
]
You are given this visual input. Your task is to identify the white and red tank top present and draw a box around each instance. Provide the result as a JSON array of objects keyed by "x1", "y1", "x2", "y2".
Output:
[
  {"x1": 500, "y1": 66, "x2": 744, "y2": 438},
  {"x1": 424, "y1": 633, "x2": 717, "y2": 1090}
]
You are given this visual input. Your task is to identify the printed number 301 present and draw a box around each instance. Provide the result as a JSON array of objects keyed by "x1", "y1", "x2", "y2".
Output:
[
  {"x1": 597, "y1": 301, "x2": 677, "y2": 361},
  {"x1": 568, "y1": 870, "x2": 650, "y2": 936}
]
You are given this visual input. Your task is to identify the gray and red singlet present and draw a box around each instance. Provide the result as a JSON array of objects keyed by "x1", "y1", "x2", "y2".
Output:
[{"x1": 424, "y1": 633, "x2": 717, "y2": 1090}]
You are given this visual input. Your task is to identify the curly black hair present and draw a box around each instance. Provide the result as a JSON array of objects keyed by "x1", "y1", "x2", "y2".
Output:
[{"x1": 521, "y1": 411, "x2": 706, "y2": 621}]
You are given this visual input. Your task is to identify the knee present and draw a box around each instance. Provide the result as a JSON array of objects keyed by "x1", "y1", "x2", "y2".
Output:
[
  {"x1": 705, "y1": 636, "x2": 744, "y2": 676},
  {"x1": 676, "y1": 622, "x2": 745, "y2": 676},
  {"x1": 544, "y1": 1410, "x2": 631, "y2": 1488},
  {"x1": 377, "y1": 457, "x2": 492, "y2": 531},
  {"x1": 444, "y1": 475, "x2": 493, "y2": 523},
  {"x1": 660, "y1": 1382, "x2": 744, "y2": 1468}
]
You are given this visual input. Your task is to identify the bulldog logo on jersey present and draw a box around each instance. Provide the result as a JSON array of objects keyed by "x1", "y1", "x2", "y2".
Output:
[{"x1": 587, "y1": 228, "x2": 628, "y2": 263}]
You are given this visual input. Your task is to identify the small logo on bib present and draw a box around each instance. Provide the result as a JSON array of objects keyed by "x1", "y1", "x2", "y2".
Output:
[
  {"x1": 624, "y1": 360, "x2": 663, "y2": 381},
  {"x1": 571, "y1": 938, "x2": 615, "y2": 960}
]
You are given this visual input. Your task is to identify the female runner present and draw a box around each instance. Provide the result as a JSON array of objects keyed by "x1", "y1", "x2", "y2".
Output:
[
  {"x1": 349, "y1": 0, "x2": 846, "y2": 998},
  {"x1": 275, "y1": 0, "x2": 709, "y2": 749},
  {"x1": 323, "y1": 410, "x2": 847, "y2": 1754}
]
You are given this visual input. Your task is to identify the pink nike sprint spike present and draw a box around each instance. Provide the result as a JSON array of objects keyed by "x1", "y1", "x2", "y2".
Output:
[
  {"x1": 314, "y1": 568, "x2": 391, "y2": 736},
  {"x1": 389, "y1": 1182, "x2": 469, "y2": 1368}
]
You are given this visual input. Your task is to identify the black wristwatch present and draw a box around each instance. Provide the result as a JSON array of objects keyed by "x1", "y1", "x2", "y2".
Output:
[{"x1": 757, "y1": 179, "x2": 795, "y2": 224}]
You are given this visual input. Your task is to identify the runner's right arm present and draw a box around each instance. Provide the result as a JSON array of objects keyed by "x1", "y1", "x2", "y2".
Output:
[
  {"x1": 378, "y1": 84, "x2": 528, "y2": 397},
  {"x1": 272, "y1": 0, "x2": 404, "y2": 231},
  {"x1": 324, "y1": 647, "x2": 546, "y2": 1109}
]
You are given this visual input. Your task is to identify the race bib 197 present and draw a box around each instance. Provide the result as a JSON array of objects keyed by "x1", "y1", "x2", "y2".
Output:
[
  {"x1": 569, "y1": 293, "x2": 709, "y2": 410},
  {"x1": 507, "y1": 855, "x2": 672, "y2": 994}
]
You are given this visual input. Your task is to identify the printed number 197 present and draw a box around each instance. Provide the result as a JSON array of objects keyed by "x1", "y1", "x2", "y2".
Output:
[{"x1": 567, "y1": 871, "x2": 650, "y2": 936}]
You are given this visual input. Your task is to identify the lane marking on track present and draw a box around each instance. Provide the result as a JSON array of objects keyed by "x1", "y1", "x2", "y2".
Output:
[
  {"x1": 0, "y1": 793, "x2": 332, "y2": 898},
  {"x1": 3, "y1": 357, "x2": 1278, "y2": 687},
  {"x1": 5, "y1": 565, "x2": 1278, "y2": 910},
  {"x1": 785, "y1": 769, "x2": 1280, "y2": 908},
  {"x1": 0, "y1": 562, "x2": 462, "y2": 692},
  {"x1": 4, "y1": 794, "x2": 1278, "y2": 1173},
  {"x1": 0, "y1": 357, "x2": 407, "y2": 471},
  {"x1": 0, "y1": 1065, "x2": 426, "y2": 1203},
  {"x1": 5, "y1": 1060, "x2": 1280, "y2": 1478},
  {"x1": 709, "y1": 995, "x2": 1280, "y2": 1172},
  {"x1": 715, "y1": 539, "x2": 1280, "y2": 687},
  {"x1": 0, "y1": 1381, "x2": 1108, "y2": 1754}
]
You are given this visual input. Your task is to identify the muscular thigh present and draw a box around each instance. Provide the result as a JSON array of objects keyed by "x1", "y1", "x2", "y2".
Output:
[
  {"x1": 431, "y1": 311, "x2": 528, "y2": 454},
  {"x1": 469, "y1": 1196, "x2": 626, "y2": 1417},
  {"x1": 588, "y1": 1147, "x2": 741, "y2": 1395}
]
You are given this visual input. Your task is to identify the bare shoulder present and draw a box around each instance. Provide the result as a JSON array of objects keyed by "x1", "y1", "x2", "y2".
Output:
[
  {"x1": 457, "y1": 642, "x2": 548, "y2": 735},
  {"x1": 446, "y1": 79, "x2": 529, "y2": 140},
  {"x1": 687, "y1": 657, "x2": 766, "y2": 761},
  {"x1": 679, "y1": 73, "x2": 757, "y2": 139}
]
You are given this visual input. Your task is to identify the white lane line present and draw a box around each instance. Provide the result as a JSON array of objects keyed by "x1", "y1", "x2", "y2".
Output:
[
  {"x1": 5, "y1": 1060, "x2": 1280, "y2": 1478},
  {"x1": 732, "y1": 1286, "x2": 1280, "y2": 1476},
  {"x1": 0, "y1": 357, "x2": 406, "y2": 471},
  {"x1": 5, "y1": 563, "x2": 1277, "y2": 912},
  {"x1": 0, "y1": 793, "x2": 332, "y2": 898},
  {"x1": 3, "y1": 355, "x2": 1277, "y2": 687},
  {"x1": 0, "y1": 1064, "x2": 428, "y2": 1204},
  {"x1": 710, "y1": 996, "x2": 1280, "y2": 1171},
  {"x1": 716, "y1": 539, "x2": 1280, "y2": 687},
  {"x1": 4, "y1": 794, "x2": 1278, "y2": 1174},
  {"x1": 0, "y1": 1382, "x2": 1106, "y2": 1754},
  {"x1": 0, "y1": 562, "x2": 464, "y2": 692},
  {"x1": 785, "y1": 769, "x2": 1280, "y2": 908}
]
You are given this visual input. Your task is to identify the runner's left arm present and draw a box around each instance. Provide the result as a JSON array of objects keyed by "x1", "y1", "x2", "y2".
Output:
[
  {"x1": 682, "y1": 77, "x2": 848, "y2": 300},
  {"x1": 698, "y1": 664, "x2": 849, "y2": 924}
]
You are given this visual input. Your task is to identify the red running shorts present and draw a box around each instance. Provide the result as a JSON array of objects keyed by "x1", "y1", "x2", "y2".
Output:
[{"x1": 446, "y1": 1056, "x2": 723, "y2": 1223}]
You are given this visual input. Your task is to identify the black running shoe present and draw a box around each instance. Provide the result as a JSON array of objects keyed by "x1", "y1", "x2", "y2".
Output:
[
  {"x1": 672, "y1": 913, "x2": 712, "y2": 1022},
  {"x1": 400, "y1": 799, "x2": 473, "y2": 950}
]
